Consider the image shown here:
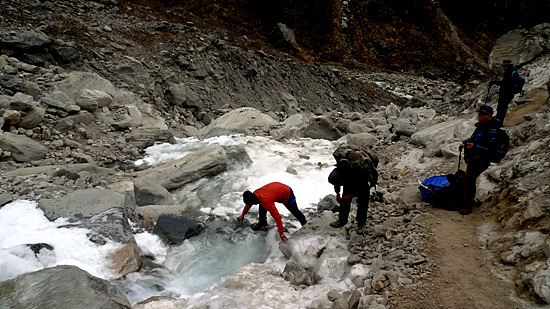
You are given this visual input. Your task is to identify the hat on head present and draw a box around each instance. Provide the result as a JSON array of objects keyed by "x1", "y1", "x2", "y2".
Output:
[
  {"x1": 501, "y1": 59, "x2": 513, "y2": 66},
  {"x1": 477, "y1": 105, "x2": 493, "y2": 115},
  {"x1": 243, "y1": 191, "x2": 258, "y2": 205}
]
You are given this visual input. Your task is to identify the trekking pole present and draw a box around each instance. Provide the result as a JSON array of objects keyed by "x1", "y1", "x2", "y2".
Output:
[
  {"x1": 458, "y1": 148, "x2": 462, "y2": 171},
  {"x1": 461, "y1": 158, "x2": 469, "y2": 217}
]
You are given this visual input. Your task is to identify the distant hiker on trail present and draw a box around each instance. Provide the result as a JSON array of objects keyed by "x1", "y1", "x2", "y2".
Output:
[
  {"x1": 459, "y1": 105, "x2": 509, "y2": 215},
  {"x1": 329, "y1": 143, "x2": 378, "y2": 231},
  {"x1": 489, "y1": 59, "x2": 525, "y2": 124},
  {"x1": 237, "y1": 182, "x2": 307, "y2": 243}
]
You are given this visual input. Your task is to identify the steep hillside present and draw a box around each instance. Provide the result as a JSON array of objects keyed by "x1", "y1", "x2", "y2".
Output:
[{"x1": 123, "y1": 0, "x2": 550, "y2": 82}]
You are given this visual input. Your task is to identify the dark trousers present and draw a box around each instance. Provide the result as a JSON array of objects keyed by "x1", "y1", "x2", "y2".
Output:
[
  {"x1": 464, "y1": 159, "x2": 490, "y2": 209},
  {"x1": 338, "y1": 188, "x2": 369, "y2": 226},
  {"x1": 496, "y1": 94, "x2": 513, "y2": 123},
  {"x1": 258, "y1": 188, "x2": 307, "y2": 226}
]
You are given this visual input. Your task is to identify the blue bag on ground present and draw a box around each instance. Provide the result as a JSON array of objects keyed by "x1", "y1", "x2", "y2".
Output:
[
  {"x1": 419, "y1": 170, "x2": 466, "y2": 210},
  {"x1": 419, "y1": 175, "x2": 450, "y2": 203}
]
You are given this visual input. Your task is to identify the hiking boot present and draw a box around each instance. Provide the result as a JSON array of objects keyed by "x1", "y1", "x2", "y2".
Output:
[
  {"x1": 251, "y1": 222, "x2": 269, "y2": 231},
  {"x1": 356, "y1": 224, "x2": 367, "y2": 235},
  {"x1": 330, "y1": 221, "x2": 346, "y2": 228}
]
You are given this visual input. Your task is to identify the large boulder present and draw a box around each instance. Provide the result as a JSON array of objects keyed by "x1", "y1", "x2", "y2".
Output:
[
  {"x1": 196, "y1": 107, "x2": 278, "y2": 139},
  {"x1": 0, "y1": 29, "x2": 51, "y2": 51},
  {"x1": 18, "y1": 105, "x2": 45, "y2": 129},
  {"x1": 38, "y1": 189, "x2": 137, "y2": 245},
  {"x1": 38, "y1": 188, "x2": 135, "y2": 221},
  {"x1": 303, "y1": 116, "x2": 346, "y2": 140},
  {"x1": 136, "y1": 145, "x2": 228, "y2": 191},
  {"x1": 153, "y1": 214, "x2": 203, "y2": 245},
  {"x1": 345, "y1": 132, "x2": 379, "y2": 147},
  {"x1": 488, "y1": 27, "x2": 546, "y2": 71},
  {"x1": 0, "y1": 132, "x2": 48, "y2": 162},
  {"x1": 133, "y1": 176, "x2": 174, "y2": 206},
  {"x1": 0, "y1": 265, "x2": 131, "y2": 309},
  {"x1": 166, "y1": 83, "x2": 204, "y2": 108},
  {"x1": 410, "y1": 119, "x2": 474, "y2": 157},
  {"x1": 52, "y1": 71, "x2": 117, "y2": 102},
  {"x1": 125, "y1": 127, "x2": 176, "y2": 149}
]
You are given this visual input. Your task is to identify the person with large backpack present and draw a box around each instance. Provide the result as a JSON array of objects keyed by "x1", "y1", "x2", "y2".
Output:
[
  {"x1": 489, "y1": 59, "x2": 526, "y2": 124},
  {"x1": 459, "y1": 105, "x2": 509, "y2": 215},
  {"x1": 328, "y1": 143, "x2": 378, "y2": 230}
]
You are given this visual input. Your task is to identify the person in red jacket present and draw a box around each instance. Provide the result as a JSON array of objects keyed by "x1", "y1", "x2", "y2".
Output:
[{"x1": 237, "y1": 182, "x2": 307, "y2": 242}]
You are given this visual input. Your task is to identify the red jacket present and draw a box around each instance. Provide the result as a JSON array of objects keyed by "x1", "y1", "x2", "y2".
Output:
[{"x1": 241, "y1": 182, "x2": 291, "y2": 233}]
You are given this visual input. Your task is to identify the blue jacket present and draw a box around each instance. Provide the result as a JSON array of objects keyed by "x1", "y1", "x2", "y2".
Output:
[{"x1": 463, "y1": 118, "x2": 502, "y2": 162}]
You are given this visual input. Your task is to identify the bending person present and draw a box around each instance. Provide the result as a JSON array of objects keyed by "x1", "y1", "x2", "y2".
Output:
[
  {"x1": 237, "y1": 182, "x2": 307, "y2": 242},
  {"x1": 328, "y1": 160, "x2": 371, "y2": 230}
]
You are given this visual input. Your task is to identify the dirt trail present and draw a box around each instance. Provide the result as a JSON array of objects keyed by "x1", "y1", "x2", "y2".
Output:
[
  {"x1": 391, "y1": 207, "x2": 522, "y2": 309},
  {"x1": 504, "y1": 95, "x2": 547, "y2": 127}
]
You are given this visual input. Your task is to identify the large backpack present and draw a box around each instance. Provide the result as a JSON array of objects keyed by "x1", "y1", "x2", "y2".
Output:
[
  {"x1": 488, "y1": 128, "x2": 510, "y2": 163},
  {"x1": 332, "y1": 143, "x2": 379, "y2": 187},
  {"x1": 419, "y1": 170, "x2": 466, "y2": 210},
  {"x1": 465, "y1": 127, "x2": 510, "y2": 164},
  {"x1": 511, "y1": 71, "x2": 526, "y2": 94}
]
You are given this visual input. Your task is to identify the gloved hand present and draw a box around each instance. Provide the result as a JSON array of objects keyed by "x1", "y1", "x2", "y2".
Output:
[
  {"x1": 342, "y1": 194, "x2": 354, "y2": 201},
  {"x1": 336, "y1": 193, "x2": 341, "y2": 203},
  {"x1": 279, "y1": 232, "x2": 288, "y2": 242}
]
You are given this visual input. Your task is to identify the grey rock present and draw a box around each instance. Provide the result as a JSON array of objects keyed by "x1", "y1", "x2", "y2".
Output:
[
  {"x1": 136, "y1": 145, "x2": 228, "y2": 191},
  {"x1": 345, "y1": 132, "x2": 379, "y2": 147},
  {"x1": 304, "y1": 116, "x2": 345, "y2": 141},
  {"x1": 153, "y1": 214, "x2": 203, "y2": 245},
  {"x1": 126, "y1": 127, "x2": 176, "y2": 149},
  {"x1": 134, "y1": 176, "x2": 174, "y2": 206},
  {"x1": 282, "y1": 261, "x2": 315, "y2": 286},
  {"x1": 38, "y1": 188, "x2": 135, "y2": 222},
  {"x1": 0, "y1": 191, "x2": 13, "y2": 206},
  {"x1": 82, "y1": 208, "x2": 136, "y2": 245},
  {"x1": 0, "y1": 132, "x2": 47, "y2": 162},
  {"x1": 0, "y1": 265, "x2": 131, "y2": 309},
  {"x1": 18, "y1": 105, "x2": 45, "y2": 129},
  {"x1": 1, "y1": 30, "x2": 52, "y2": 50},
  {"x1": 196, "y1": 107, "x2": 278, "y2": 139}
]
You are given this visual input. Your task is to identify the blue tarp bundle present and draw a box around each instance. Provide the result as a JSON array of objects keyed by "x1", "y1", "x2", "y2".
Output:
[{"x1": 419, "y1": 175, "x2": 451, "y2": 203}]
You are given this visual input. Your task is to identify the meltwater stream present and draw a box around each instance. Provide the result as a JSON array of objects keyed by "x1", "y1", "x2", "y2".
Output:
[
  {"x1": 117, "y1": 135, "x2": 337, "y2": 302},
  {"x1": 0, "y1": 135, "x2": 337, "y2": 303}
]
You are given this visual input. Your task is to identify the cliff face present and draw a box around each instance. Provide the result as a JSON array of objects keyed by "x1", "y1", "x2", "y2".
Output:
[{"x1": 126, "y1": 0, "x2": 550, "y2": 82}]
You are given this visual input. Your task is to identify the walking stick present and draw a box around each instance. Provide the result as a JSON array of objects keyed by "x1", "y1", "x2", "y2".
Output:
[
  {"x1": 458, "y1": 148, "x2": 462, "y2": 171},
  {"x1": 462, "y1": 157, "x2": 469, "y2": 217}
]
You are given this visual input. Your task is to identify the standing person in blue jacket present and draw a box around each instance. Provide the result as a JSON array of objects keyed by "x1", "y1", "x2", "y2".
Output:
[
  {"x1": 458, "y1": 105, "x2": 501, "y2": 215},
  {"x1": 489, "y1": 59, "x2": 522, "y2": 124}
]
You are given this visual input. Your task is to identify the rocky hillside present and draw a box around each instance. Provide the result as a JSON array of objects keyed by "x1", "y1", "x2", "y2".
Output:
[{"x1": 122, "y1": 0, "x2": 550, "y2": 81}]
